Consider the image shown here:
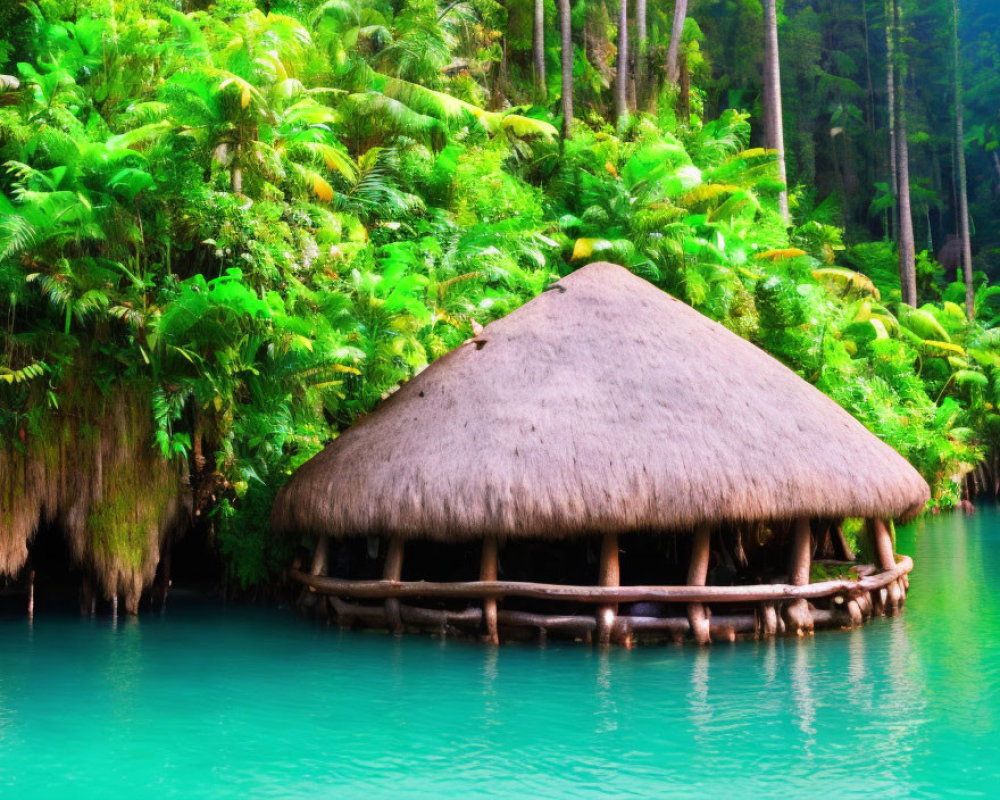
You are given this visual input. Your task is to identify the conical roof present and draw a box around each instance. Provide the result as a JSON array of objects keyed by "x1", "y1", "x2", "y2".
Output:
[{"x1": 272, "y1": 262, "x2": 929, "y2": 540}]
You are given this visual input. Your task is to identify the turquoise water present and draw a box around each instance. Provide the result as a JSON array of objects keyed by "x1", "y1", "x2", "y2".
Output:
[{"x1": 2, "y1": 511, "x2": 999, "y2": 798}]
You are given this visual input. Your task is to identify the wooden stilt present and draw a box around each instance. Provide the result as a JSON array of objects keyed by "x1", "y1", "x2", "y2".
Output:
[
  {"x1": 760, "y1": 601, "x2": 778, "y2": 637},
  {"x1": 596, "y1": 532, "x2": 619, "y2": 646},
  {"x1": 816, "y1": 521, "x2": 834, "y2": 559},
  {"x1": 480, "y1": 536, "x2": 499, "y2": 645},
  {"x1": 831, "y1": 521, "x2": 855, "y2": 562},
  {"x1": 869, "y1": 518, "x2": 900, "y2": 614},
  {"x1": 383, "y1": 536, "x2": 405, "y2": 635},
  {"x1": 112, "y1": 592, "x2": 119, "y2": 619},
  {"x1": 869, "y1": 519, "x2": 896, "y2": 571},
  {"x1": 783, "y1": 517, "x2": 814, "y2": 634},
  {"x1": 311, "y1": 534, "x2": 330, "y2": 577},
  {"x1": 687, "y1": 525, "x2": 712, "y2": 645}
]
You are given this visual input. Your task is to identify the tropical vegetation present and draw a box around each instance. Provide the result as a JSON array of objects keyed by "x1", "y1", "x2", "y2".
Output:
[{"x1": 1, "y1": 0, "x2": 998, "y2": 601}]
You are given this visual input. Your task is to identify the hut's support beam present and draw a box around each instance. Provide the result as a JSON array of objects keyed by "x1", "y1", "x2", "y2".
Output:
[
  {"x1": 868, "y1": 518, "x2": 901, "y2": 615},
  {"x1": 760, "y1": 601, "x2": 778, "y2": 637},
  {"x1": 831, "y1": 521, "x2": 855, "y2": 561},
  {"x1": 596, "y1": 533, "x2": 619, "y2": 646},
  {"x1": 784, "y1": 518, "x2": 814, "y2": 635},
  {"x1": 480, "y1": 536, "x2": 499, "y2": 645},
  {"x1": 311, "y1": 534, "x2": 329, "y2": 577},
  {"x1": 870, "y1": 518, "x2": 896, "y2": 571},
  {"x1": 383, "y1": 536, "x2": 405, "y2": 635},
  {"x1": 687, "y1": 525, "x2": 712, "y2": 645}
]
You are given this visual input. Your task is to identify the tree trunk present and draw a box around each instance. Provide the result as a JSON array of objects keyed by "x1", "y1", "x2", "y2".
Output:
[
  {"x1": 884, "y1": 0, "x2": 898, "y2": 241},
  {"x1": 558, "y1": 0, "x2": 573, "y2": 140},
  {"x1": 665, "y1": 0, "x2": 688, "y2": 85},
  {"x1": 952, "y1": 0, "x2": 974, "y2": 319},
  {"x1": 862, "y1": 0, "x2": 879, "y2": 189},
  {"x1": 678, "y1": 51, "x2": 690, "y2": 122},
  {"x1": 533, "y1": 0, "x2": 547, "y2": 103},
  {"x1": 635, "y1": 0, "x2": 647, "y2": 108},
  {"x1": 687, "y1": 525, "x2": 711, "y2": 645},
  {"x1": 615, "y1": 0, "x2": 629, "y2": 123},
  {"x1": 893, "y1": 0, "x2": 918, "y2": 307},
  {"x1": 762, "y1": 0, "x2": 790, "y2": 223}
]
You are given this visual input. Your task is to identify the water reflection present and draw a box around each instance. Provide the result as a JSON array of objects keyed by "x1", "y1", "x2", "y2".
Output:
[
  {"x1": 789, "y1": 640, "x2": 816, "y2": 743},
  {"x1": 846, "y1": 629, "x2": 871, "y2": 713},
  {"x1": 594, "y1": 649, "x2": 618, "y2": 734},
  {"x1": 2, "y1": 509, "x2": 1000, "y2": 797}
]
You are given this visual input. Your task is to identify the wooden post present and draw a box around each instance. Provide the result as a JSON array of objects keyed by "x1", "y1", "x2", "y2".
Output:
[
  {"x1": 687, "y1": 525, "x2": 712, "y2": 645},
  {"x1": 783, "y1": 517, "x2": 814, "y2": 634},
  {"x1": 869, "y1": 518, "x2": 900, "y2": 614},
  {"x1": 383, "y1": 536, "x2": 405, "y2": 635},
  {"x1": 831, "y1": 521, "x2": 855, "y2": 561},
  {"x1": 870, "y1": 518, "x2": 896, "y2": 571},
  {"x1": 480, "y1": 536, "x2": 499, "y2": 645},
  {"x1": 596, "y1": 532, "x2": 619, "y2": 646},
  {"x1": 760, "y1": 601, "x2": 778, "y2": 638},
  {"x1": 846, "y1": 598, "x2": 863, "y2": 626},
  {"x1": 27, "y1": 568, "x2": 35, "y2": 619},
  {"x1": 311, "y1": 534, "x2": 329, "y2": 577}
]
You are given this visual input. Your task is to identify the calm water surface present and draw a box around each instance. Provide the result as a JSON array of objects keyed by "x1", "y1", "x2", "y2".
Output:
[{"x1": 2, "y1": 509, "x2": 999, "y2": 798}]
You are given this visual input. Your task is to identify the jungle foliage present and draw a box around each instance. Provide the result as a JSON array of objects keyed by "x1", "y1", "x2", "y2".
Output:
[{"x1": 0, "y1": 0, "x2": 997, "y2": 593}]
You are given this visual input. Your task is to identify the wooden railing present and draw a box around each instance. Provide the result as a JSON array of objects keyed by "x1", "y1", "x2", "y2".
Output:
[{"x1": 289, "y1": 554, "x2": 913, "y2": 645}]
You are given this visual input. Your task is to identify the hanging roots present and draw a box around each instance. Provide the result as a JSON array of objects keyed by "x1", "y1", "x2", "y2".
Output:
[{"x1": 1, "y1": 380, "x2": 189, "y2": 613}]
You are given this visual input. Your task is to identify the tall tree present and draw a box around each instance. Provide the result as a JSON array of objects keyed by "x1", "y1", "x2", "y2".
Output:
[
  {"x1": 559, "y1": 0, "x2": 572, "y2": 140},
  {"x1": 884, "y1": 0, "x2": 898, "y2": 239},
  {"x1": 615, "y1": 0, "x2": 629, "y2": 122},
  {"x1": 533, "y1": 0, "x2": 547, "y2": 103},
  {"x1": 762, "y1": 0, "x2": 789, "y2": 223},
  {"x1": 891, "y1": 0, "x2": 917, "y2": 307},
  {"x1": 635, "y1": 0, "x2": 647, "y2": 107},
  {"x1": 952, "y1": 0, "x2": 974, "y2": 319},
  {"x1": 665, "y1": 0, "x2": 688, "y2": 85}
]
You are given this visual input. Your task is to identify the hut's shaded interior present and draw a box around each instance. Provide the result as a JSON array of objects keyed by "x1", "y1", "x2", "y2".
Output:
[{"x1": 276, "y1": 263, "x2": 929, "y2": 645}]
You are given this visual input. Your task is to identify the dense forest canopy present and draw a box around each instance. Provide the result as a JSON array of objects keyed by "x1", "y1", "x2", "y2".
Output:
[{"x1": 1, "y1": 0, "x2": 998, "y2": 605}]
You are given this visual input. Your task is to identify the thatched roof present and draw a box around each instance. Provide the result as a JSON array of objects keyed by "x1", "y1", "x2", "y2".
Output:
[{"x1": 272, "y1": 262, "x2": 929, "y2": 541}]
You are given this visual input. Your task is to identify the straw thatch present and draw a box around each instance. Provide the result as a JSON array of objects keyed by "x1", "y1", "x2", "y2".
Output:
[{"x1": 272, "y1": 262, "x2": 929, "y2": 541}]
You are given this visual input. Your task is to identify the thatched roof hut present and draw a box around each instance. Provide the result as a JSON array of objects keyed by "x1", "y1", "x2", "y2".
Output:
[
  {"x1": 275, "y1": 262, "x2": 927, "y2": 645},
  {"x1": 273, "y1": 262, "x2": 927, "y2": 539}
]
